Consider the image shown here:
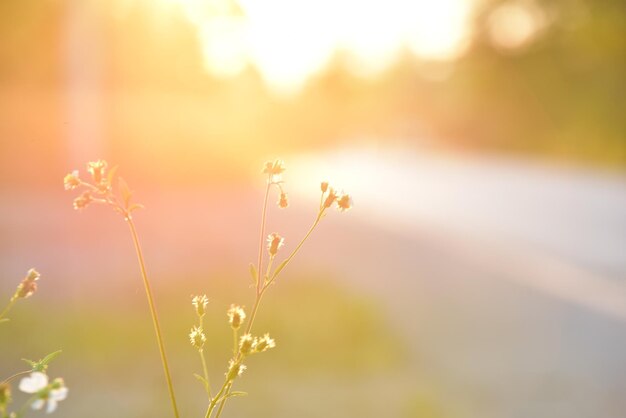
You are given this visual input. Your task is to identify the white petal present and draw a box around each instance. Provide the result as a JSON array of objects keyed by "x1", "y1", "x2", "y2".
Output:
[
  {"x1": 46, "y1": 399, "x2": 58, "y2": 413},
  {"x1": 31, "y1": 399, "x2": 45, "y2": 410},
  {"x1": 50, "y1": 387, "x2": 68, "y2": 401},
  {"x1": 20, "y1": 372, "x2": 49, "y2": 393}
]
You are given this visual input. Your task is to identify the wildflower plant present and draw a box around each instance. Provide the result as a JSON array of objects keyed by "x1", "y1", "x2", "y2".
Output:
[
  {"x1": 65, "y1": 159, "x2": 352, "y2": 417},
  {"x1": 1, "y1": 270, "x2": 67, "y2": 417}
]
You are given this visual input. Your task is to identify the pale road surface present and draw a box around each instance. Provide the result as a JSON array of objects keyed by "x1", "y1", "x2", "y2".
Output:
[{"x1": 288, "y1": 145, "x2": 626, "y2": 418}]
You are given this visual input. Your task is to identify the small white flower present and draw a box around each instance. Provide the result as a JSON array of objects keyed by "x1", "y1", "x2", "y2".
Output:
[
  {"x1": 19, "y1": 373, "x2": 68, "y2": 414},
  {"x1": 19, "y1": 372, "x2": 48, "y2": 393}
]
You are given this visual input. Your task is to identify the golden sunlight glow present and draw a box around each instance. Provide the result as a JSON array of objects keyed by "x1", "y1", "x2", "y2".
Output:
[{"x1": 149, "y1": 0, "x2": 475, "y2": 92}]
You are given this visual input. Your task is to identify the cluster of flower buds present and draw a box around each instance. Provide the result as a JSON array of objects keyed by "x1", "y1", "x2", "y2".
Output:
[
  {"x1": 64, "y1": 160, "x2": 142, "y2": 217},
  {"x1": 227, "y1": 305, "x2": 246, "y2": 330},
  {"x1": 15, "y1": 268, "x2": 41, "y2": 299},
  {"x1": 320, "y1": 181, "x2": 352, "y2": 212},
  {"x1": 239, "y1": 333, "x2": 276, "y2": 356}
]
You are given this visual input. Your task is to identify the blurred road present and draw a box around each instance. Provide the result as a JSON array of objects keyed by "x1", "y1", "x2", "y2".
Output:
[
  {"x1": 2, "y1": 146, "x2": 625, "y2": 418},
  {"x1": 287, "y1": 145, "x2": 626, "y2": 417}
]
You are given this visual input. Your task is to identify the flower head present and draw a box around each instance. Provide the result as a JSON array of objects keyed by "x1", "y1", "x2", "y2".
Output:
[
  {"x1": 63, "y1": 170, "x2": 80, "y2": 190},
  {"x1": 72, "y1": 191, "x2": 92, "y2": 210},
  {"x1": 254, "y1": 333, "x2": 276, "y2": 353},
  {"x1": 266, "y1": 233, "x2": 284, "y2": 257},
  {"x1": 189, "y1": 326, "x2": 206, "y2": 349},
  {"x1": 191, "y1": 294, "x2": 209, "y2": 317},
  {"x1": 320, "y1": 181, "x2": 328, "y2": 193},
  {"x1": 86, "y1": 160, "x2": 107, "y2": 184},
  {"x1": 239, "y1": 334, "x2": 256, "y2": 356},
  {"x1": 19, "y1": 372, "x2": 68, "y2": 414},
  {"x1": 336, "y1": 193, "x2": 353, "y2": 212},
  {"x1": 16, "y1": 268, "x2": 41, "y2": 299},
  {"x1": 227, "y1": 305, "x2": 246, "y2": 330},
  {"x1": 262, "y1": 159, "x2": 285, "y2": 176}
]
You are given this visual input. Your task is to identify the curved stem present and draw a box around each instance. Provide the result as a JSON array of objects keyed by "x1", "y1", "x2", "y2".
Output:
[
  {"x1": 1, "y1": 369, "x2": 31, "y2": 385},
  {"x1": 126, "y1": 218, "x2": 180, "y2": 418},
  {"x1": 265, "y1": 209, "x2": 324, "y2": 288},
  {"x1": 214, "y1": 382, "x2": 232, "y2": 418}
]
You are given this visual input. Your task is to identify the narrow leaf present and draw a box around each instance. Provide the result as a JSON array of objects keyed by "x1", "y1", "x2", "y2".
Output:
[
  {"x1": 118, "y1": 177, "x2": 133, "y2": 208},
  {"x1": 106, "y1": 165, "x2": 118, "y2": 186},
  {"x1": 40, "y1": 350, "x2": 62, "y2": 366},
  {"x1": 0, "y1": 318, "x2": 9, "y2": 324},
  {"x1": 272, "y1": 259, "x2": 289, "y2": 279},
  {"x1": 248, "y1": 263, "x2": 258, "y2": 285},
  {"x1": 193, "y1": 373, "x2": 210, "y2": 395}
]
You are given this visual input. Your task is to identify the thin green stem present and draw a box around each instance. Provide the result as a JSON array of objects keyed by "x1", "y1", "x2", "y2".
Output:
[
  {"x1": 126, "y1": 217, "x2": 180, "y2": 418},
  {"x1": 232, "y1": 328, "x2": 238, "y2": 356},
  {"x1": 199, "y1": 349, "x2": 212, "y2": 398},
  {"x1": 1, "y1": 370, "x2": 31, "y2": 385},
  {"x1": 256, "y1": 179, "x2": 272, "y2": 293},
  {"x1": 214, "y1": 382, "x2": 232, "y2": 418},
  {"x1": 0, "y1": 297, "x2": 17, "y2": 322},
  {"x1": 265, "y1": 209, "x2": 324, "y2": 288}
]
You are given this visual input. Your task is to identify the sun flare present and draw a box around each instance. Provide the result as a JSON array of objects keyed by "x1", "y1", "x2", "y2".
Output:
[{"x1": 151, "y1": 0, "x2": 473, "y2": 93}]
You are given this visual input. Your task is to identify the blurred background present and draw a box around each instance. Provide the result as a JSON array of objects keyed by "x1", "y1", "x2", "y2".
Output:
[{"x1": 0, "y1": 0, "x2": 625, "y2": 417}]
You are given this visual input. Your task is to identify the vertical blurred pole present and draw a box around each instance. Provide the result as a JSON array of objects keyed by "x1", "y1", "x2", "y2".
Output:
[{"x1": 63, "y1": 0, "x2": 105, "y2": 166}]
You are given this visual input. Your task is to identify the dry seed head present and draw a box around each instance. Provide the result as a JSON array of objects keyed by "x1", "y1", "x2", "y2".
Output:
[
  {"x1": 266, "y1": 233, "x2": 284, "y2": 257},
  {"x1": 254, "y1": 333, "x2": 276, "y2": 353},
  {"x1": 239, "y1": 334, "x2": 256, "y2": 356},
  {"x1": 73, "y1": 191, "x2": 93, "y2": 210},
  {"x1": 322, "y1": 187, "x2": 338, "y2": 209},
  {"x1": 226, "y1": 360, "x2": 246, "y2": 381},
  {"x1": 227, "y1": 305, "x2": 246, "y2": 330},
  {"x1": 336, "y1": 193, "x2": 353, "y2": 212},
  {"x1": 86, "y1": 160, "x2": 107, "y2": 184},
  {"x1": 262, "y1": 159, "x2": 285, "y2": 176},
  {"x1": 278, "y1": 192, "x2": 289, "y2": 209},
  {"x1": 63, "y1": 171, "x2": 81, "y2": 191},
  {"x1": 191, "y1": 294, "x2": 209, "y2": 317},
  {"x1": 189, "y1": 326, "x2": 206, "y2": 349}
]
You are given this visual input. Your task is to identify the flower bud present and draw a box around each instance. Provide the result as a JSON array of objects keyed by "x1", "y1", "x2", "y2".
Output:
[
  {"x1": 226, "y1": 360, "x2": 246, "y2": 381},
  {"x1": 191, "y1": 295, "x2": 209, "y2": 317},
  {"x1": 254, "y1": 333, "x2": 276, "y2": 353},
  {"x1": 266, "y1": 233, "x2": 284, "y2": 257},
  {"x1": 16, "y1": 279, "x2": 37, "y2": 299},
  {"x1": 227, "y1": 305, "x2": 246, "y2": 330},
  {"x1": 63, "y1": 171, "x2": 80, "y2": 190},
  {"x1": 87, "y1": 160, "x2": 107, "y2": 184},
  {"x1": 189, "y1": 326, "x2": 206, "y2": 350},
  {"x1": 73, "y1": 192, "x2": 92, "y2": 210},
  {"x1": 239, "y1": 334, "x2": 255, "y2": 356},
  {"x1": 320, "y1": 182, "x2": 328, "y2": 193},
  {"x1": 322, "y1": 188, "x2": 337, "y2": 209},
  {"x1": 278, "y1": 192, "x2": 289, "y2": 209}
]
